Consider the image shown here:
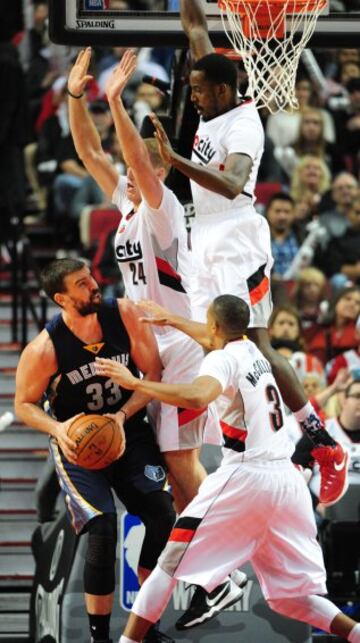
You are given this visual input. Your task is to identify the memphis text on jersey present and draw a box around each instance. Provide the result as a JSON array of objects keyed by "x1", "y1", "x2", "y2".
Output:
[{"x1": 66, "y1": 354, "x2": 129, "y2": 385}]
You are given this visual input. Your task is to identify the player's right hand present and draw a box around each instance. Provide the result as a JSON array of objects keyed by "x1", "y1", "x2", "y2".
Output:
[
  {"x1": 55, "y1": 414, "x2": 84, "y2": 464},
  {"x1": 67, "y1": 48, "x2": 94, "y2": 97},
  {"x1": 137, "y1": 299, "x2": 171, "y2": 326}
]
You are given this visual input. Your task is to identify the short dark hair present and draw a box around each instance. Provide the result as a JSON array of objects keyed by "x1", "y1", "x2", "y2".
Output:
[
  {"x1": 41, "y1": 258, "x2": 87, "y2": 301},
  {"x1": 211, "y1": 295, "x2": 250, "y2": 337},
  {"x1": 265, "y1": 192, "x2": 295, "y2": 214},
  {"x1": 193, "y1": 54, "x2": 238, "y2": 92}
]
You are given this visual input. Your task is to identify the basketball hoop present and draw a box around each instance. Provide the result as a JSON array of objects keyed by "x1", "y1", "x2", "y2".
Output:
[{"x1": 218, "y1": 0, "x2": 327, "y2": 112}]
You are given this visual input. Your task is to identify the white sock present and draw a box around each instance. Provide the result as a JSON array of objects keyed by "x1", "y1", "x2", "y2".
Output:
[
  {"x1": 349, "y1": 623, "x2": 360, "y2": 642},
  {"x1": 294, "y1": 401, "x2": 315, "y2": 423},
  {"x1": 119, "y1": 637, "x2": 138, "y2": 643}
]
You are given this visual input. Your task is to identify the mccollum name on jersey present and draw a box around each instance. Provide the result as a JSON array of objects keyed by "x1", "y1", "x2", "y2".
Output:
[{"x1": 245, "y1": 359, "x2": 272, "y2": 388}]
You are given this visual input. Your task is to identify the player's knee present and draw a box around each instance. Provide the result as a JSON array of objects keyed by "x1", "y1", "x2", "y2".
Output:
[
  {"x1": 138, "y1": 491, "x2": 175, "y2": 569},
  {"x1": 84, "y1": 513, "x2": 117, "y2": 595},
  {"x1": 164, "y1": 449, "x2": 200, "y2": 480}
]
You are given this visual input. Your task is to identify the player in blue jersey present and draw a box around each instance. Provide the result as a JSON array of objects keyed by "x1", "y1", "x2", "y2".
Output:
[{"x1": 15, "y1": 258, "x2": 175, "y2": 643}]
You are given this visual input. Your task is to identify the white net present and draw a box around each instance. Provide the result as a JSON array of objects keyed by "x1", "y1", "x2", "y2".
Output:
[{"x1": 219, "y1": 0, "x2": 326, "y2": 112}]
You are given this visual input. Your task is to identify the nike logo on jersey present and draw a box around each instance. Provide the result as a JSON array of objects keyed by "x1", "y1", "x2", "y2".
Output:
[
  {"x1": 115, "y1": 240, "x2": 143, "y2": 262},
  {"x1": 193, "y1": 135, "x2": 216, "y2": 165},
  {"x1": 205, "y1": 582, "x2": 230, "y2": 607}
]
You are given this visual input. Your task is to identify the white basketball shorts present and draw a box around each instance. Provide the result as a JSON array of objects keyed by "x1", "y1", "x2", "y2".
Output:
[
  {"x1": 190, "y1": 207, "x2": 274, "y2": 327},
  {"x1": 158, "y1": 459, "x2": 327, "y2": 600},
  {"x1": 148, "y1": 329, "x2": 222, "y2": 452}
]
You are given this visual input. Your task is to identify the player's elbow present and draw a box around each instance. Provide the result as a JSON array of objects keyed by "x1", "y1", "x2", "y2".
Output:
[{"x1": 187, "y1": 387, "x2": 208, "y2": 409}]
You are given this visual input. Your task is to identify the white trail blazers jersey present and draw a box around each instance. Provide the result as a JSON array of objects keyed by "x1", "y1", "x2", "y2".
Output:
[
  {"x1": 191, "y1": 99, "x2": 264, "y2": 217},
  {"x1": 112, "y1": 177, "x2": 192, "y2": 334},
  {"x1": 198, "y1": 338, "x2": 294, "y2": 464}
]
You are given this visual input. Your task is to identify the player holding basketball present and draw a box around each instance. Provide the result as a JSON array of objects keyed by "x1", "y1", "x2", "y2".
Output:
[
  {"x1": 67, "y1": 48, "x2": 223, "y2": 513},
  {"x1": 15, "y1": 258, "x2": 175, "y2": 643},
  {"x1": 149, "y1": 0, "x2": 348, "y2": 526},
  {"x1": 95, "y1": 295, "x2": 360, "y2": 643}
]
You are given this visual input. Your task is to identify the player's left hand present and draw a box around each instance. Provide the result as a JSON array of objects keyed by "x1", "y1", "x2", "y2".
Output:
[
  {"x1": 95, "y1": 357, "x2": 139, "y2": 390},
  {"x1": 105, "y1": 49, "x2": 137, "y2": 102},
  {"x1": 149, "y1": 113, "x2": 175, "y2": 165},
  {"x1": 104, "y1": 412, "x2": 126, "y2": 458}
]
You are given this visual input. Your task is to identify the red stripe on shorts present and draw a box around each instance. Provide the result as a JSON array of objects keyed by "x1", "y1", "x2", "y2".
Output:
[
  {"x1": 178, "y1": 407, "x2": 207, "y2": 427},
  {"x1": 220, "y1": 420, "x2": 247, "y2": 442},
  {"x1": 155, "y1": 257, "x2": 181, "y2": 281},
  {"x1": 169, "y1": 527, "x2": 195, "y2": 543},
  {"x1": 249, "y1": 276, "x2": 269, "y2": 306}
]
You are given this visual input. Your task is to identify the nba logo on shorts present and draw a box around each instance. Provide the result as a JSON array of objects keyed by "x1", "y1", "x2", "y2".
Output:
[
  {"x1": 120, "y1": 513, "x2": 145, "y2": 611},
  {"x1": 84, "y1": 0, "x2": 105, "y2": 9}
]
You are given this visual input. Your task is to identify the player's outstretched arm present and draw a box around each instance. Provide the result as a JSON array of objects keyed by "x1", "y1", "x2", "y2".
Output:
[
  {"x1": 137, "y1": 300, "x2": 213, "y2": 351},
  {"x1": 180, "y1": 0, "x2": 214, "y2": 60},
  {"x1": 14, "y1": 332, "x2": 79, "y2": 463},
  {"x1": 151, "y1": 113, "x2": 252, "y2": 200},
  {"x1": 114, "y1": 299, "x2": 163, "y2": 419},
  {"x1": 68, "y1": 48, "x2": 119, "y2": 199},
  {"x1": 106, "y1": 50, "x2": 164, "y2": 209},
  {"x1": 95, "y1": 355, "x2": 222, "y2": 410}
]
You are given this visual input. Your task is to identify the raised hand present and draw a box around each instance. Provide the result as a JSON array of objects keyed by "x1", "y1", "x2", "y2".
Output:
[
  {"x1": 95, "y1": 357, "x2": 139, "y2": 390},
  {"x1": 149, "y1": 113, "x2": 175, "y2": 165},
  {"x1": 136, "y1": 300, "x2": 171, "y2": 326},
  {"x1": 68, "y1": 48, "x2": 94, "y2": 97},
  {"x1": 105, "y1": 49, "x2": 137, "y2": 102}
]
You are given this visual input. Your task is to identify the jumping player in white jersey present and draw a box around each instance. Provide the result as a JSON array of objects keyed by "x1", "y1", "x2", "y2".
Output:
[
  {"x1": 149, "y1": 0, "x2": 349, "y2": 524},
  {"x1": 67, "y1": 48, "x2": 221, "y2": 513},
  {"x1": 95, "y1": 295, "x2": 360, "y2": 643}
]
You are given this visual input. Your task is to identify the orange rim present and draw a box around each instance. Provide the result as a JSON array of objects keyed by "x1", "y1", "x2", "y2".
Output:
[
  {"x1": 218, "y1": 0, "x2": 327, "y2": 38},
  {"x1": 218, "y1": 0, "x2": 327, "y2": 11}
]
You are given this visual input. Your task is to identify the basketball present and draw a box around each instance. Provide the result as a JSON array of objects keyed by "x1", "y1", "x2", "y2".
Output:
[{"x1": 67, "y1": 414, "x2": 123, "y2": 470}]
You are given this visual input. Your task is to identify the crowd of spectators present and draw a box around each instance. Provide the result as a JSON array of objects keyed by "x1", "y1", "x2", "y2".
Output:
[{"x1": 1, "y1": 0, "x2": 360, "y2": 516}]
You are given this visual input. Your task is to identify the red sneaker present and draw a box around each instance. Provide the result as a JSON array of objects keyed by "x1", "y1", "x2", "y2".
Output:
[{"x1": 311, "y1": 444, "x2": 349, "y2": 506}]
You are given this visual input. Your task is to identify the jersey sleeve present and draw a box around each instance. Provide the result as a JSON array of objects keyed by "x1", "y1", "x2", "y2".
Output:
[
  {"x1": 223, "y1": 115, "x2": 264, "y2": 161},
  {"x1": 198, "y1": 350, "x2": 237, "y2": 391},
  {"x1": 112, "y1": 175, "x2": 133, "y2": 215},
  {"x1": 142, "y1": 184, "x2": 186, "y2": 250}
]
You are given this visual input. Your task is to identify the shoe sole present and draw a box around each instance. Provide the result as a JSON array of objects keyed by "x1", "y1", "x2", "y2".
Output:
[
  {"x1": 321, "y1": 451, "x2": 349, "y2": 507},
  {"x1": 175, "y1": 581, "x2": 247, "y2": 631}
]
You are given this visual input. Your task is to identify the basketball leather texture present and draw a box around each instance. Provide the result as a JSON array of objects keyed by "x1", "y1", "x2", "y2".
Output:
[{"x1": 67, "y1": 414, "x2": 122, "y2": 470}]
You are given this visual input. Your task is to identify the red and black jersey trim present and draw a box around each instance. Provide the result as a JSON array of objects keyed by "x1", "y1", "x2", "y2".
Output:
[
  {"x1": 221, "y1": 420, "x2": 247, "y2": 453},
  {"x1": 155, "y1": 257, "x2": 186, "y2": 293},
  {"x1": 178, "y1": 406, "x2": 207, "y2": 427},
  {"x1": 169, "y1": 516, "x2": 202, "y2": 543},
  {"x1": 247, "y1": 263, "x2": 269, "y2": 306}
]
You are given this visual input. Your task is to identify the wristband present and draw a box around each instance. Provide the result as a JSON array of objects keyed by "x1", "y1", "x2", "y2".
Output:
[
  {"x1": 118, "y1": 408, "x2": 127, "y2": 422},
  {"x1": 67, "y1": 87, "x2": 84, "y2": 99}
]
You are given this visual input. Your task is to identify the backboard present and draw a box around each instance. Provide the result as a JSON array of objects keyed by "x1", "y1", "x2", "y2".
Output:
[{"x1": 49, "y1": 0, "x2": 360, "y2": 48}]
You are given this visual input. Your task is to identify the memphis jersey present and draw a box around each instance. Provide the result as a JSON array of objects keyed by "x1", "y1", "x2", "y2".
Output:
[
  {"x1": 45, "y1": 299, "x2": 145, "y2": 430},
  {"x1": 112, "y1": 178, "x2": 192, "y2": 333},
  {"x1": 198, "y1": 338, "x2": 294, "y2": 464},
  {"x1": 191, "y1": 100, "x2": 264, "y2": 216}
]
